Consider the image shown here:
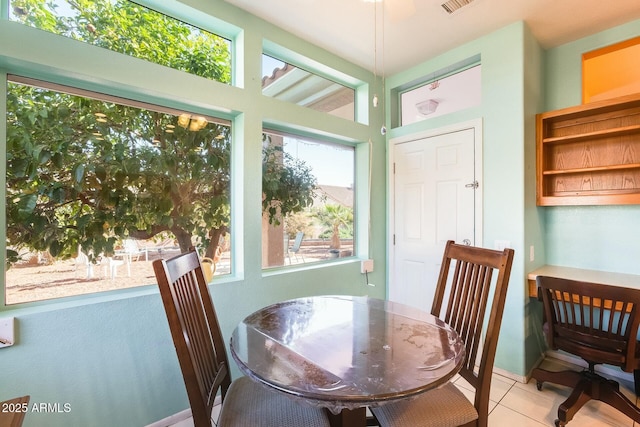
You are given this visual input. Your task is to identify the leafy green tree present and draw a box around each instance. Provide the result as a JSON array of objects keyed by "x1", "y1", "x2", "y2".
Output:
[
  {"x1": 7, "y1": 81, "x2": 231, "y2": 259},
  {"x1": 284, "y1": 211, "x2": 316, "y2": 240},
  {"x1": 6, "y1": 0, "x2": 317, "y2": 262},
  {"x1": 11, "y1": 0, "x2": 231, "y2": 83},
  {"x1": 262, "y1": 142, "x2": 318, "y2": 226}
]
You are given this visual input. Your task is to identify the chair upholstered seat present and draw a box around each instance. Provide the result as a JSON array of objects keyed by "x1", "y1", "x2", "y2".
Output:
[
  {"x1": 371, "y1": 240, "x2": 514, "y2": 427},
  {"x1": 372, "y1": 383, "x2": 478, "y2": 427},
  {"x1": 218, "y1": 376, "x2": 330, "y2": 427}
]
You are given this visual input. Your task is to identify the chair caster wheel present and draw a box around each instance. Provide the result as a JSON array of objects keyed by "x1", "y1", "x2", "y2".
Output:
[
  {"x1": 536, "y1": 381, "x2": 543, "y2": 391},
  {"x1": 554, "y1": 419, "x2": 565, "y2": 427}
]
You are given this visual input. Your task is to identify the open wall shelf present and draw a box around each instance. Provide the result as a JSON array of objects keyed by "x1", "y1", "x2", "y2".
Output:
[{"x1": 536, "y1": 93, "x2": 640, "y2": 206}]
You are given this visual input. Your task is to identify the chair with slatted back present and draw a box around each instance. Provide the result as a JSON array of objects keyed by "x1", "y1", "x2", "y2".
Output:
[
  {"x1": 0, "y1": 395, "x2": 30, "y2": 427},
  {"x1": 371, "y1": 240, "x2": 514, "y2": 427},
  {"x1": 153, "y1": 248, "x2": 330, "y2": 427},
  {"x1": 531, "y1": 276, "x2": 640, "y2": 427}
]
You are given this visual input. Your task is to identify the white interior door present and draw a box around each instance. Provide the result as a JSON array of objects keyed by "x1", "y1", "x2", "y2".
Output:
[{"x1": 389, "y1": 123, "x2": 481, "y2": 310}]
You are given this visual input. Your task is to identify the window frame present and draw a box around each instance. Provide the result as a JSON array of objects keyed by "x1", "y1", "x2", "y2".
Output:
[
  {"x1": 263, "y1": 40, "x2": 368, "y2": 124},
  {"x1": 0, "y1": 2, "x2": 375, "y2": 309},
  {"x1": 261, "y1": 54, "x2": 357, "y2": 122},
  {"x1": 261, "y1": 126, "x2": 358, "y2": 272},
  {"x1": 4, "y1": 74, "x2": 234, "y2": 305},
  {"x1": 7, "y1": 0, "x2": 240, "y2": 87}
]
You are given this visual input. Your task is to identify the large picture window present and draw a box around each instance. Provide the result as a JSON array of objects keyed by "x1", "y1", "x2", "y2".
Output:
[
  {"x1": 9, "y1": 0, "x2": 232, "y2": 84},
  {"x1": 262, "y1": 130, "x2": 355, "y2": 269},
  {"x1": 5, "y1": 76, "x2": 232, "y2": 304}
]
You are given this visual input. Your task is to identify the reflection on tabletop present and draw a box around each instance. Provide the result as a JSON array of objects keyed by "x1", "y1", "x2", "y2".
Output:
[{"x1": 230, "y1": 295, "x2": 465, "y2": 413}]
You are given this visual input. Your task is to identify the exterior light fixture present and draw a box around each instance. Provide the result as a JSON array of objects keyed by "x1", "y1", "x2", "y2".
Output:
[
  {"x1": 416, "y1": 99, "x2": 439, "y2": 116},
  {"x1": 177, "y1": 114, "x2": 208, "y2": 131},
  {"x1": 189, "y1": 116, "x2": 207, "y2": 132}
]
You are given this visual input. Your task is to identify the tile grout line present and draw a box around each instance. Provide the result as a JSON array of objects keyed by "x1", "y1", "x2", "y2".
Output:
[{"x1": 491, "y1": 380, "x2": 550, "y2": 426}]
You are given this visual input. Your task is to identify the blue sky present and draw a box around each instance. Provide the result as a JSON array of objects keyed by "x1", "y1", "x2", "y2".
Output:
[{"x1": 283, "y1": 137, "x2": 354, "y2": 188}]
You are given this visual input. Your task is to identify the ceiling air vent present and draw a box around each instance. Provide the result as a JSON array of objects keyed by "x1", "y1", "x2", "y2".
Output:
[{"x1": 441, "y1": 0, "x2": 475, "y2": 14}]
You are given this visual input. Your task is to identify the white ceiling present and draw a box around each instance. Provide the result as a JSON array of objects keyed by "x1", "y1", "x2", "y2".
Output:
[{"x1": 223, "y1": 0, "x2": 640, "y2": 75}]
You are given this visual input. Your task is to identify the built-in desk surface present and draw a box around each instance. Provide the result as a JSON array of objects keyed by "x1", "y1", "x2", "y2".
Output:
[{"x1": 528, "y1": 265, "x2": 640, "y2": 298}]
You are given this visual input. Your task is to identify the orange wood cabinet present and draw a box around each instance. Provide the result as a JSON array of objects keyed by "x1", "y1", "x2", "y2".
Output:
[{"x1": 536, "y1": 93, "x2": 640, "y2": 206}]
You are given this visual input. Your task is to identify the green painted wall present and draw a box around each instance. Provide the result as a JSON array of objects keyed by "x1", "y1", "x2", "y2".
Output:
[
  {"x1": 1, "y1": 0, "x2": 638, "y2": 424},
  {"x1": 543, "y1": 19, "x2": 640, "y2": 276},
  {"x1": 385, "y1": 17, "x2": 640, "y2": 379},
  {"x1": 0, "y1": 1, "x2": 387, "y2": 425},
  {"x1": 522, "y1": 23, "x2": 547, "y2": 375},
  {"x1": 386, "y1": 22, "x2": 535, "y2": 378}
]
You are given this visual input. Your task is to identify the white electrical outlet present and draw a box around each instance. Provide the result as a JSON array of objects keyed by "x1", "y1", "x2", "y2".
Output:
[
  {"x1": 529, "y1": 245, "x2": 535, "y2": 262},
  {"x1": 0, "y1": 317, "x2": 15, "y2": 348},
  {"x1": 361, "y1": 259, "x2": 374, "y2": 274}
]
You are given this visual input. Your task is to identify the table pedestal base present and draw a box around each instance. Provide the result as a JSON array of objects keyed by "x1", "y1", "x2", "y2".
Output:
[{"x1": 325, "y1": 407, "x2": 368, "y2": 427}]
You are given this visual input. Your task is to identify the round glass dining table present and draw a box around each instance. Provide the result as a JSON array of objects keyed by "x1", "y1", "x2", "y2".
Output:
[{"x1": 229, "y1": 295, "x2": 465, "y2": 427}]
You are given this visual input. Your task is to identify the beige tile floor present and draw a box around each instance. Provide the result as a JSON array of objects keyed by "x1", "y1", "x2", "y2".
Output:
[{"x1": 169, "y1": 358, "x2": 640, "y2": 427}]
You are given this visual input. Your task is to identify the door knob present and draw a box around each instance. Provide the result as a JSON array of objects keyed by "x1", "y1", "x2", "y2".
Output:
[{"x1": 463, "y1": 239, "x2": 471, "y2": 246}]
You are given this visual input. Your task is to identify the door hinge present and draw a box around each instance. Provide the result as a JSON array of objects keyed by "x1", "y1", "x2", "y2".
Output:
[
  {"x1": 393, "y1": 162, "x2": 396, "y2": 174},
  {"x1": 465, "y1": 180, "x2": 479, "y2": 189},
  {"x1": 393, "y1": 234, "x2": 396, "y2": 245}
]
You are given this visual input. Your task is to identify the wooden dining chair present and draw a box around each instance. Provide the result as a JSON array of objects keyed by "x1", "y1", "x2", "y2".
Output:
[
  {"x1": 531, "y1": 276, "x2": 640, "y2": 426},
  {"x1": 0, "y1": 395, "x2": 30, "y2": 427},
  {"x1": 371, "y1": 240, "x2": 514, "y2": 427},
  {"x1": 153, "y1": 248, "x2": 330, "y2": 427}
]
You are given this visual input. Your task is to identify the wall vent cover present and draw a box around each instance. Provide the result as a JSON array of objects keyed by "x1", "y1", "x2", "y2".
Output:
[{"x1": 441, "y1": 0, "x2": 475, "y2": 14}]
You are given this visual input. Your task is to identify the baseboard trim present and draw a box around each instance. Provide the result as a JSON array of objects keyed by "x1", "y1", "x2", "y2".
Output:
[
  {"x1": 493, "y1": 365, "x2": 528, "y2": 384},
  {"x1": 145, "y1": 396, "x2": 222, "y2": 427},
  {"x1": 145, "y1": 409, "x2": 192, "y2": 427}
]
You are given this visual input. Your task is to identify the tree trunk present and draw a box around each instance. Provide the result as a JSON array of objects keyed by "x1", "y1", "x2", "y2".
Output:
[
  {"x1": 172, "y1": 227, "x2": 193, "y2": 253},
  {"x1": 330, "y1": 224, "x2": 341, "y2": 249},
  {"x1": 206, "y1": 226, "x2": 227, "y2": 259}
]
